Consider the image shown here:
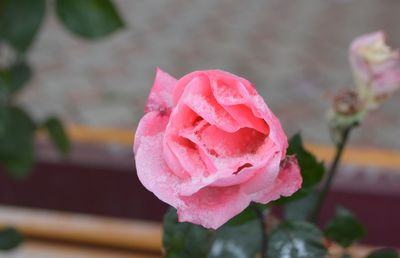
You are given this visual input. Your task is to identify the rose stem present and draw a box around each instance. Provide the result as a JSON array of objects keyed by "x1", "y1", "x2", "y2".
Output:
[
  {"x1": 252, "y1": 204, "x2": 268, "y2": 258},
  {"x1": 310, "y1": 124, "x2": 355, "y2": 223}
]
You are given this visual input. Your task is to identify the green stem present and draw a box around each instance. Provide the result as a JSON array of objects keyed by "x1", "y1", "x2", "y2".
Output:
[
  {"x1": 310, "y1": 125, "x2": 355, "y2": 223},
  {"x1": 253, "y1": 205, "x2": 268, "y2": 258}
]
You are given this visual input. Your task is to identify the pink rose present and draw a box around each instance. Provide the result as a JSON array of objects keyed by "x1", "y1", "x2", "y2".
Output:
[
  {"x1": 134, "y1": 68, "x2": 302, "y2": 229},
  {"x1": 350, "y1": 31, "x2": 400, "y2": 107}
]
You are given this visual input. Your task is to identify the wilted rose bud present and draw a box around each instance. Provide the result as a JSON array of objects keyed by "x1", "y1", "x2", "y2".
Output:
[
  {"x1": 328, "y1": 89, "x2": 366, "y2": 143},
  {"x1": 333, "y1": 89, "x2": 364, "y2": 116},
  {"x1": 350, "y1": 31, "x2": 400, "y2": 108}
]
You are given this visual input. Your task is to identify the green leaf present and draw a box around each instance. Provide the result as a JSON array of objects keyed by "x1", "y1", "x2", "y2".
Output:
[
  {"x1": 226, "y1": 203, "x2": 266, "y2": 226},
  {"x1": 267, "y1": 220, "x2": 327, "y2": 258},
  {"x1": 209, "y1": 220, "x2": 262, "y2": 258},
  {"x1": 0, "y1": 227, "x2": 23, "y2": 250},
  {"x1": 0, "y1": 0, "x2": 46, "y2": 53},
  {"x1": 55, "y1": 0, "x2": 124, "y2": 39},
  {"x1": 9, "y1": 62, "x2": 32, "y2": 95},
  {"x1": 0, "y1": 107, "x2": 36, "y2": 178},
  {"x1": 162, "y1": 207, "x2": 266, "y2": 258},
  {"x1": 366, "y1": 248, "x2": 399, "y2": 258},
  {"x1": 226, "y1": 206, "x2": 258, "y2": 227},
  {"x1": 0, "y1": 62, "x2": 32, "y2": 100},
  {"x1": 324, "y1": 206, "x2": 366, "y2": 248},
  {"x1": 43, "y1": 116, "x2": 70, "y2": 157},
  {"x1": 163, "y1": 208, "x2": 212, "y2": 258},
  {"x1": 284, "y1": 191, "x2": 317, "y2": 221},
  {"x1": 287, "y1": 133, "x2": 325, "y2": 188}
]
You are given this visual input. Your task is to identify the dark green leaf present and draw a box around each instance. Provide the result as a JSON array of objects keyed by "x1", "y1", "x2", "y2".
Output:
[
  {"x1": 209, "y1": 220, "x2": 262, "y2": 258},
  {"x1": 324, "y1": 206, "x2": 366, "y2": 248},
  {"x1": 284, "y1": 191, "x2": 317, "y2": 221},
  {"x1": 0, "y1": 227, "x2": 23, "y2": 250},
  {"x1": 0, "y1": 62, "x2": 32, "y2": 100},
  {"x1": 267, "y1": 220, "x2": 327, "y2": 258},
  {"x1": 0, "y1": 107, "x2": 36, "y2": 178},
  {"x1": 366, "y1": 248, "x2": 399, "y2": 258},
  {"x1": 9, "y1": 62, "x2": 32, "y2": 95},
  {"x1": 43, "y1": 116, "x2": 70, "y2": 157},
  {"x1": 163, "y1": 208, "x2": 212, "y2": 258},
  {"x1": 287, "y1": 133, "x2": 325, "y2": 188},
  {"x1": 226, "y1": 203, "x2": 267, "y2": 226},
  {"x1": 55, "y1": 0, "x2": 124, "y2": 39},
  {"x1": 0, "y1": 0, "x2": 46, "y2": 53},
  {"x1": 342, "y1": 254, "x2": 353, "y2": 258}
]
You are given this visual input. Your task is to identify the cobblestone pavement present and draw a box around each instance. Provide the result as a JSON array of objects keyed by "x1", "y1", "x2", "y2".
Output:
[{"x1": 20, "y1": 0, "x2": 400, "y2": 149}]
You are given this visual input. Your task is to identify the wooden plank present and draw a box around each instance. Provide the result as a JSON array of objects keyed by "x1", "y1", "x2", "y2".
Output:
[
  {"x1": 306, "y1": 143, "x2": 400, "y2": 170},
  {"x1": 0, "y1": 205, "x2": 162, "y2": 253},
  {"x1": 67, "y1": 125, "x2": 134, "y2": 145},
  {"x1": 2, "y1": 240, "x2": 160, "y2": 258},
  {"x1": 0, "y1": 205, "x2": 394, "y2": 258}
]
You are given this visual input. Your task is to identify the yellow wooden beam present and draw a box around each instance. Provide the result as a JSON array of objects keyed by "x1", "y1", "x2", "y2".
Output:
[
  {"x1": 65, "y1": 125, "x2": 400, "y2": 170},
  {"x1": 10, "y1": 240, "x2": 160, "y2": 258},
  {"x1": 0, "y1": 205, "x2": 389, "y2": 258},
  {"x1": 0, "y1": 205, "x2": 162, "y2": 253},
  {"x1": 67, "y1": 125, "x2": 135, "y2": 145}
]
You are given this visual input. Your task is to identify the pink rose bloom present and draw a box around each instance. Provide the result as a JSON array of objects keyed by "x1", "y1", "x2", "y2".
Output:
[
  {"x1": 350, "y1": 31, "x2": 400, "y2": 107},
  {"x1": 134, "y1": 68, "x2": 302, "y2": 229}
]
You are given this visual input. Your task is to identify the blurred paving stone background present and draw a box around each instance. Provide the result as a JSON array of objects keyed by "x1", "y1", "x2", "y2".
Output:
[{"x1": 20, "y1": 0, "x2": 400, "y2": 149}]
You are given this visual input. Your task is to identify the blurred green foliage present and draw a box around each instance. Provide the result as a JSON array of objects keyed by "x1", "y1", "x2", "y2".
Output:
[
  {"x1": 56, "y1": 0, "x2": 124, "y2": 39},
  {"x1": 0, "y1": 228, "x2": 23, "y2": 251},
  {"x1": 0, "y1": 0, "x2": 124, "y2": 178},
  {"x1": 324, "y1": 206, "x2": 366, "y2": 248},
  {"x1": 0, "y1": 0, "x2": 124, "y2": 251}
]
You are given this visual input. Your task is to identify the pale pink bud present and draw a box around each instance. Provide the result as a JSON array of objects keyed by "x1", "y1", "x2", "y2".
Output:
[{"x1": 350, "y1": 31, "x2": 400, "y2": 108}]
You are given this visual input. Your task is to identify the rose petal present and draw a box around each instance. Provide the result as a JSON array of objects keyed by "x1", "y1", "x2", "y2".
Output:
[
  {"x1": 173, "y1": 71, "x2": 203, "y2": 105},
  {"x1": 372, "y1": 69, "x2": 400, "y2": 95},
  {"x1": 206, "y1": 70, "x2": 287, "y2": 154},
  {"x1": 163, "y1": 105, "x2": 213, "y2": 179},
  {"x1": 223, "y1": 104, "x2": 269, "y2": 134},
  {"x1": 145, "y1": 68, "x2": 177, "y2": 113},
  {"x1": 241, "y1": 151, "x2": 281, "y2": 195},
  {"x1": 253, "y1": 155, "x2": 302, "y2": 203},
  {"x1": 177, "y1": 185, "x2": 251, "y2": 229},
  {"x1": 135, "y1": 132, "x2": 182, "y2": 209},
  {"x1": 180, "y1": 75, "x2": 241, "y2": 132},
  {"x1": 133, "y1": 111, "x2": 170, "y2": 153}
]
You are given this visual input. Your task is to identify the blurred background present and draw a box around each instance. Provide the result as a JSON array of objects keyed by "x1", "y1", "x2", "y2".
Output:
[
  {"x1": 22, "y1": 0, "x2": 400, "y2": 148},
  {"x1": 0, "y1": 0, "x2": 399, "y2": 257}
]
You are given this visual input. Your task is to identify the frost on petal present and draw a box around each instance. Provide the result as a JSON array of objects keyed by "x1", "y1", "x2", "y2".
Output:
[
  {"x1": 177, "y1": 185, "x2": 251, "y2": 229},
  {"x1": 178, "y1": 124, "x2": 276, "y2": 190},
  {"x1": 145, "y1": 68, "x2": 177, "y2": 114},
  {"x1": 206, "y1": 70, "x2": 287, "y2": 154},
  {"x1": 135, "y1": 132, "x2": 182, "y2": 209},
  {"x1": 133, "y1": 111, "x2": 169, "y2": 153},
  {"x1": 166, "y1": 135, "x2": 209, "y2": 178},
  {"x1": 180, "y1": 75, "x2": 241, "y2": 132},
  {"x1": 164, "y1": 104, "x2": 214, "y2": 180},
  {"x1": 173, "y1": 71, "x2": 203, "y2": 105},
  {"x1": 208, "y1": 70, "x2": 252, "y2": 106},
  {"x1": 253, "y1": 155, "x2": 302, "y2": 204},
  {"x1": 241, "y1": 151, "x2": 281, "y2": 195},
  {"x1": 224, "y1": 104, "x2": 270, "y2": 134}
]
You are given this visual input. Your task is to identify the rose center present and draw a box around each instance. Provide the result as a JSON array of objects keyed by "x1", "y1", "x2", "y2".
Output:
[{"x1": 197, "y1": 125, "x2": 267, "y2": 158}]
